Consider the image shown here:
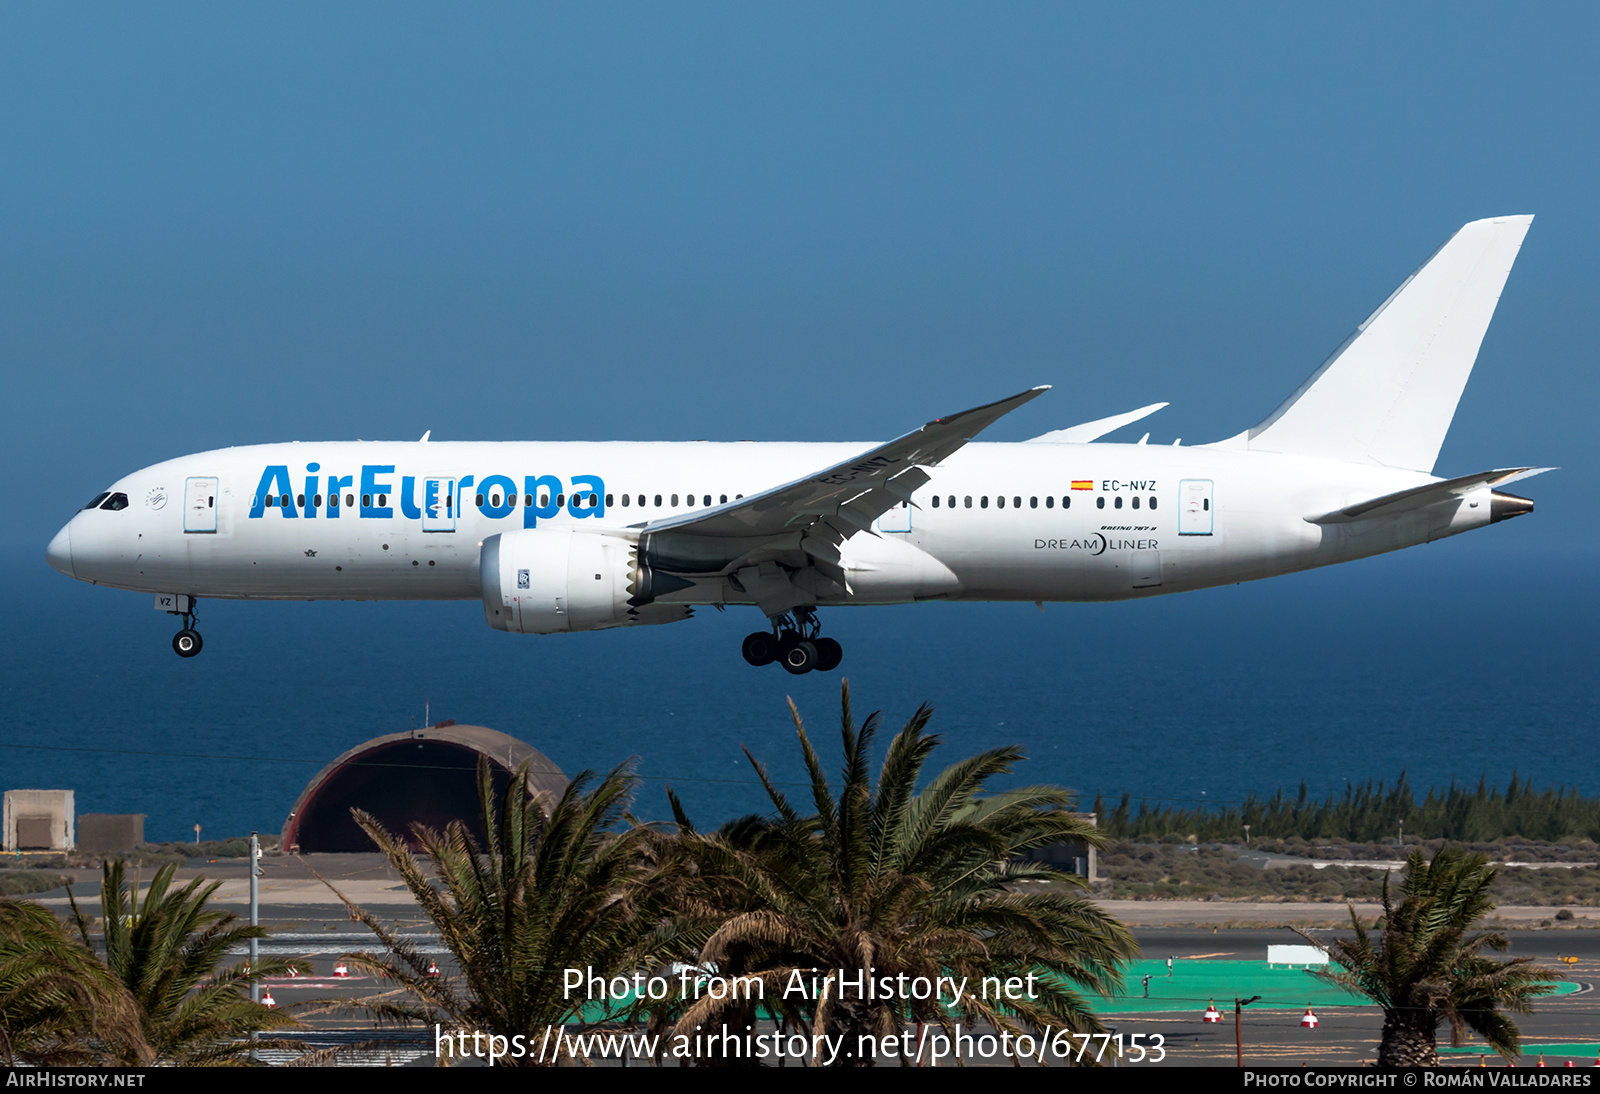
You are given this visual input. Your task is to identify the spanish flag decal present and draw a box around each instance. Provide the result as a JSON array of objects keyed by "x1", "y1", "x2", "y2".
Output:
[{"x1": 1071, "y1": 480, "x2": 1094, "y2": 491}]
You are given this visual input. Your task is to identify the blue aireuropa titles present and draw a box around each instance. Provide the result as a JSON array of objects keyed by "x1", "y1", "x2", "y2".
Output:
[{"x1": 247, "y1": 464, "x2": 606, "y2": 528}]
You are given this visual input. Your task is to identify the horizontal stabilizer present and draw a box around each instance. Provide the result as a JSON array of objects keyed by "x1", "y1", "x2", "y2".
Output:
[
  {"x1": 1307, "y1": 467, "x2": 1553, "y2": 525},
  {"x1": 1247, "y1": 216, "x2": 1533, "y2": 473},
  {"x1": 1026, "y1": 402, "x2": 1168, "y2": 444}
]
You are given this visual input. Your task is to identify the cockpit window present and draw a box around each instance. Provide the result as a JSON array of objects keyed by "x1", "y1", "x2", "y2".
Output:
[
  {"x1": 83, "y1": 492, "x2": 111, "y2": 510},
  {"x1": 100, "y1": 493, "x2": 130, "y2": 511}
]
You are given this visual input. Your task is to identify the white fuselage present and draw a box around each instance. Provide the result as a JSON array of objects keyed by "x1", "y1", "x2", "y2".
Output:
[{"x1": 47, "y1": 439, "x2": 1496, "y2": 609}]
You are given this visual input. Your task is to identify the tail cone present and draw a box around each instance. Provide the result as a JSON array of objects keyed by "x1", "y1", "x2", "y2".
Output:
[{"x1": 1490, "y1": 491, "x2": 1534, "y2": 523}]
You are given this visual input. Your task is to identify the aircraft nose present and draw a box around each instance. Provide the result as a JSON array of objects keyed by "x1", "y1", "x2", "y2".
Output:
[{"x1": 46, "y1": 523, "x2": 74, "y2": 578}]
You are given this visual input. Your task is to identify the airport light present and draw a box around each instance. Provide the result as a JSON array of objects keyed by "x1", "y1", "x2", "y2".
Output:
[{"x1": 1234, "y1": 996, "x2": 1262, "y2": 1067}]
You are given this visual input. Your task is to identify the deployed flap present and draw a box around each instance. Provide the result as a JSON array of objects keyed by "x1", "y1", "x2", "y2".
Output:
[
  {"x1": 641, "y1": 387, "x2": 1048, "y2": 541},
  {"x1": 1307, "y1": 467, "x2": 1553, "y2": 525},
  {"x1": 1247, "y1": 216, "x2": 1533, "y2": 472},
  {"x1": 1026, "y1": 402, "x2": 1168, "y2": 444}
]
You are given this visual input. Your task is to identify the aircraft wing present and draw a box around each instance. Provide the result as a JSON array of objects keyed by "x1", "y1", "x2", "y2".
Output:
[
  {"x1": 630, "y1": 388, "x2": 1056, "y2": 601},
  {"x1": 1025, "y1": 401, "x2": 1167, "y2": 444},
  {"x1": 640, "y1": 387, "x2": 1048, "y2": 541},
  {"x1": 1306, "y1": 467, "x2": 1554, "y2": 525}
]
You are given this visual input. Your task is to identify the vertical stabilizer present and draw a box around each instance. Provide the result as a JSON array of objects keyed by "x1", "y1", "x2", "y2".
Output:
[{"x1": 1245, "y1": 216, "x2": 1532, "y2": 472}]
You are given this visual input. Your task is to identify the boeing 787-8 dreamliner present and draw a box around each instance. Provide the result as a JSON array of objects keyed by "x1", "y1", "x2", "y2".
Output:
[{"x1": 47, "y1": 216, "x2": 1547, "y2": 673}]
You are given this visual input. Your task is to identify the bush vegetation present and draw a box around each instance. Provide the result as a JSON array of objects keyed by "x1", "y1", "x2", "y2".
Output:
[
  {"x1": 1094, "y1": 772, "x2": 1600, "y2": 843},
  {"x1": 1094, "y1": 840, "x2": 1600, "y2": 905},
  {"x1": 0, "y1": 871, "x2": 72, "y2": 897}
]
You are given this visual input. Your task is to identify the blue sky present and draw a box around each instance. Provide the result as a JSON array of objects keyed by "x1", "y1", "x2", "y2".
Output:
[{"x1": 3, "y1": 4, "x2": 1594, "y2": 551}]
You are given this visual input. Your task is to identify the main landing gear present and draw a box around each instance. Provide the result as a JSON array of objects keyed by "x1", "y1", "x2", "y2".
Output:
[
  {"x1": 742, "y1": 609, "x2": 842, "y2": 675},
  {"x1": 170, "y1": 599, "x2": 203, "y2": 658}
]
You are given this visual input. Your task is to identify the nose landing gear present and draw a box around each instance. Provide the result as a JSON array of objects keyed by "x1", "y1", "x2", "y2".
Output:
[
  {"x1": 742, "y1": 609, "x2": 842, "y2": 674},
  {"x1": 168, "y1": 599, "x2": 203, "y2": 658}
]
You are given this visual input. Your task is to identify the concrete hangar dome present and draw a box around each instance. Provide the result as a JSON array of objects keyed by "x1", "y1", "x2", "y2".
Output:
[{"x1": 282, "y1": 723, "x2": 568, "y2": 853}]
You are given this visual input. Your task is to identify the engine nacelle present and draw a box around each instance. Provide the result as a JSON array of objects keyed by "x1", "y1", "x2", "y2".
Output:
[{"x1": 480, "y1": 529, "x2": 691, "y2": 634}]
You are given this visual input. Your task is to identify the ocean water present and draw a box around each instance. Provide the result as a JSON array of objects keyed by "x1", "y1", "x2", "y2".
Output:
[{"x1": 2, "y1": 541, "x2": 1595, "y2": 842}]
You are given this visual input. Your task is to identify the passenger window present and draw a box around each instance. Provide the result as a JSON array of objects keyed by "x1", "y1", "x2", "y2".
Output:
[
  {"x1": 703, "y1": 494, "x2": 710, "y2": 506},
  {"x1": 965, "y1": 496, "x2": 972, "y2": 508},
  {"x1": 655, "y1": 494, "x2": 663, "y2": 506},
  {"x1": 313, "y1": 495, "x2": 321, "y2": 507},
  {"x1": 475, "y1": 494, "x2": 484, "y2": 506},
  {"x1": 736, "y1": 494, "x2": 744, "y2": 499},
  {"x1": 591, "y1": 494, "x2": 600, "y2": 506},
  {"x1": 556, "y1": 494, "x2": 565, "y2": 506},
  {"x1": 948, "y1": 496, "x2": 956, "y2": 508},
  {"x1": 607, "y1": 494, "x2": 614, "y2": 506},
  {"x1": 981, "y1": 496, "x2": 989, "y2": 509},
  {"x1": 1045, "y1": 496, "x2": 1054, "y2": 509},
  {"x1": 379, "y1": 494, "x2": 387, "y2": 507},
  {"x1": 621, "y1": 494, "x2": 630, "y2": 506},
  {"x1": 490, "y1": 494, "x2": 500, "y2": 506},
  {"x1": 671, "y1": 494, "x2": 679, "y2": 506},
  {"x1": 1131, "y1": 496, "x2": 1140, "y2": 509},
  {"x1": 264, "y1": 496, "x2": 274, "y2": 507},
  {"x1": 996, "y1": 496, "x2": 1005, "y2": 509},
  {"x1": 1030, "y1": 497, "x2": 1038, "y2": 508},
  {"x1": 524, "y1": 495, "x2": 532, "y2": 506},
  {"x1": 931, "y1": 496, "x2": 940, "y2": 508},
  {"x1": 1096, "y1": 497, "x2": 1105, "y2": 509},
  {"x1": 346, "y1": 494, "x2": 354, "y2": 507},
  {"x1": 297, "y1": 494, "x2": 306, "y2": 507},
  {"x1": 1063, "y1": 496, "x2": 1070, "y2": 509},
  {"x1": 720, "y1": 494, "x2": 727, "y2": 504},
  {"x1": 83, "y1": 492, "x2": 110, "y2": 510},
  {"x1": 281, "y1": 494, "x2": 290, "y2": 507},
  {"x1": 1013, "y1": 496, "x2": 1021, "y2": 508},
  {"x1": 1150, "y1": 497, "x2": 1157, "y2": 510},
  {"x1": 1114, "y1": 496, "x2": 1123, "y2": 509}
]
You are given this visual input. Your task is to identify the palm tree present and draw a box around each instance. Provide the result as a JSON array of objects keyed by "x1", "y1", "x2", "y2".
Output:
[
  {"x1": 67, "y1": 860, "x2": 305, "y2": 1065},
  {"x1": 1300, "y1": 846, "x2": 1558, "y2": 1066},
  {"x1": 662, "y1": 682, "x2": 1137, "y2": 1066},
  {"x1": 0, "y1": 897, "x2": 147, "y2": 1066},
  {"x1": 327, "y1": 758, "x2": 672, "y2": 1066}
]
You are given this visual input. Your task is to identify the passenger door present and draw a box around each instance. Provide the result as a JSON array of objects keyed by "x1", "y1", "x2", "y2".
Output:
[
  {"x1": 422, "y1": 478, "x2": 457, "y2": 532},
  {"x1": 1179, "y1": 480, "x2": 1213, "y2": 536},
  {"x1": 183, "y1": 477, "x2": 218, "y2": 533}
]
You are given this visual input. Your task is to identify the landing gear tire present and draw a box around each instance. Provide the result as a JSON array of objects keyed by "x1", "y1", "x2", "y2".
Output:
[
  {"x1": 173, "y1": 629, "x2": 203, "y2": 658},
  {"x1": 814, "y1": 637, "x2": 843, "y2": 672},
  {"x1": 742, "y1": 631, "x2": 779, "y2": 667},
  {"x1": 781, "y1": 638, "x2": 819, "y2": 675}
]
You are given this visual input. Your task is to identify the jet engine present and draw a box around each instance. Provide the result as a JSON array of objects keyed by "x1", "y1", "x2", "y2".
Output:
[{"x1": 480, "y1": 529, "x2": 691, "y2": 634}]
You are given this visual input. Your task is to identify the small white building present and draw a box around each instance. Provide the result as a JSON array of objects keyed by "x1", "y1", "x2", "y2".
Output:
[
  {"x1": 1267, "y1": 944, "x2": 1328, "y2": 968},
  {"x1": 3, "y1": 789, "x2": 75, "y2": 851}
]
